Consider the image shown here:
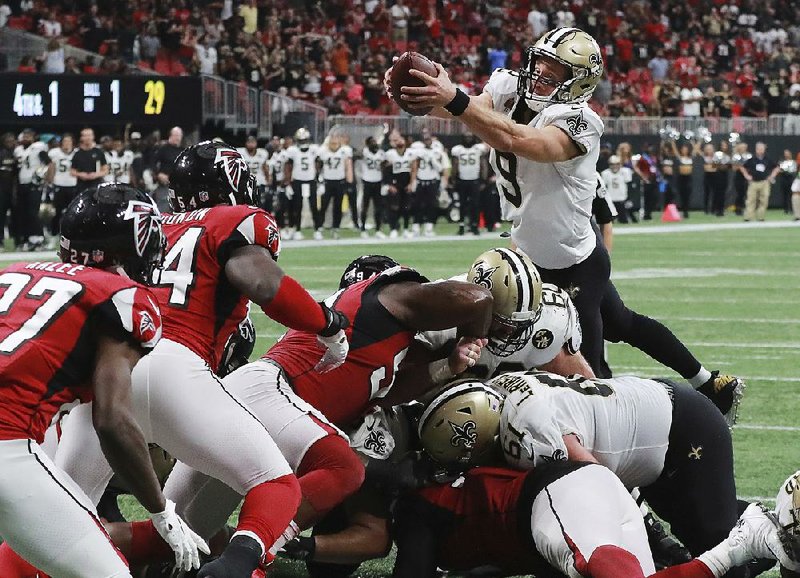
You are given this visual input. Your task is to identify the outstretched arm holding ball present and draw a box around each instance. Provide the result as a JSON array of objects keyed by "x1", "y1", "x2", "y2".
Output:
[{"x1": 384, "y1": 57, "x2": 580, "y2": 164}]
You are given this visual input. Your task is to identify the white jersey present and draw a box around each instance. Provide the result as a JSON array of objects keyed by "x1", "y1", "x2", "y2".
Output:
[
  {"x1": 451, "y1": 143, "x2": 488, "y2": 181},
  {"x1": 417, "y1": 282, "x2": 581, "y2": 377},
  {"x1": 385, "y1": 148, "x2": 415, "y2": 175},
  {"x1": 318, "y1": 145, "x2": 352, "y2": 181},
  {"x1": 601, "y1": 167, "x2": 632, "y2": 203},
  {"x1": 105, "y1": 149, "x2": 134, "y2": 184},
  {"x1": 411, "y1": 144, "x2": 443, "y2": 181},
  {"x1": 268, "y1": 149, "x2": 287, "y2": 183},
  {"x1": 484, "y1": 69, "x2": 604, "y2": 269},
  {"x1": 285, "y1": 144, "x2": 319, "y2": 181},
  {"x1": 360, "y1": 148, "x2": 385, "y2": 183},
  {"x1": 491, "y1": 371, "x2": 672, "y2": 489},
  {"x1": 14, "y1": 142, "x2": 49, "y2": 184},
  {"x1": 237, "y1": 147, "x2": 269, "y2": 186},
  {"x1": 48, "y1": 147, "x2": 77, "y2": 187}
]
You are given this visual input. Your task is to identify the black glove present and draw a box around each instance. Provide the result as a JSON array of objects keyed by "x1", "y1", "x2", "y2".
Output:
[
  {"x1": 280, "y1": 535, "x2": 316, "y2": 562},
  {"x1": 318, "y1": 302, "x2": 350, "y2": 337},
  {"x1": 365, "y1": 453, "x2": 436, "y2": 493}
]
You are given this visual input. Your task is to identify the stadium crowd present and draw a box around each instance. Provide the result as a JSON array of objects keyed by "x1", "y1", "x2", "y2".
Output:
[{"x1": 3, "y1": 0, "x2": 800, "y2": 117}]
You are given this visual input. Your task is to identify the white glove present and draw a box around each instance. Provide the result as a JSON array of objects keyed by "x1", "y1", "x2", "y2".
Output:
[
  {"x1": 314, "y1": 329, "x2": 349, "y2": 373},
  {"x1": 150, "y1": 500, "x2": 211, "y2": 571},
  {"x1": 285, "y1": 184, "x2": 294, "y2": 199}
]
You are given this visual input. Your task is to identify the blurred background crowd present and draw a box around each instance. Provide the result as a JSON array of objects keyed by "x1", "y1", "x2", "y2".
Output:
[{"x1": 2, "y1": 0, "x2": 800, "y2": 118}]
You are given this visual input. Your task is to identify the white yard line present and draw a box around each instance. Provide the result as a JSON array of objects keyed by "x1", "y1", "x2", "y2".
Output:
[
  {"x1": 5, "y1": 220, "x2": 798, "y2": 261},
  {"x1": 735, "y1": 424, "x2": 800, "y2": 432},
  {"x1": 658, "y1": 316, "x2": 800, "y2": 325}
]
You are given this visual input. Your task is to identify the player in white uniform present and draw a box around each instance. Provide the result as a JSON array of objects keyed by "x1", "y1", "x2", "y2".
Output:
[
  {"x1": 283, "y1": 128, "x2": 320, "y2": 240},
  {"x1": 390, "y1": 27, "x2": 743, "y2": 421},
  {"x1": 359, "y1": 137, "x2": 386, "y2": 238},
  {"x1": 409, "y1": 136, "x2": 442, "y2": 237},
  {"x1": 47, "y1": 133, "x2": 77, "y2": 234},
  {"x1": 105, "y1": 137, "x2": 135, "y2": 185},
  {"x1": 489, "y1": 369, "x2": 745, "y2": 569},
  {"x1": 317, "y1": 131, "x2": 355, "y2": 239},
  {"x1": 14, "y1": 128, "x2": 49, "y2": 249},
  {"x1": 451, "y1": 134, "x2": 488, "y2": 235},
  {"x1": 237, "y1": 136, "x2": 270, "y2": 211},
  {"x1": 602, "y1": 154, "x2": 633, "y2": 223},
  {"x1": 384, "y1": 133, "x2": 417, "y2": 238},
  {"x1": 268, "y1": 136, "x2": 291, "y2": 233}
]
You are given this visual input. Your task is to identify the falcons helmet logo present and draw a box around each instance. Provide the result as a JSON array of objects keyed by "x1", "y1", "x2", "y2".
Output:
[
  {"x1": 123, "y1": 199, "x2": 161, "y2": 257},
  {"x1": 215, "y1": 147, "x2": 249, "y2": 193}
]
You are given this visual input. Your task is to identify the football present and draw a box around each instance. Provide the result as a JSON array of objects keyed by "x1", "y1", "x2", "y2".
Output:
[{"x1": 389, "y1": 52, "x2": 438, "y2": 116}]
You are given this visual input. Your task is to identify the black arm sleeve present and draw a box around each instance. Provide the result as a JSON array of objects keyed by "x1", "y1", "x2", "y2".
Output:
[{"x1": 391, "y1": 495, "x2": 444, "y2": 578}]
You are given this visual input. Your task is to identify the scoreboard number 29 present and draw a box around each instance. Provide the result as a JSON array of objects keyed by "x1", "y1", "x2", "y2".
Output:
[{"x1": 144, "y1": 80, "x2": 166, "y2": 115}]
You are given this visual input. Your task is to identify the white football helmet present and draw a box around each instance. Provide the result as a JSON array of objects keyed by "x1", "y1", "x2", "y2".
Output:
[
  {"x1": 294, "y1": 127, "x2": 312, "y2": 150},
  {"x1": 517, "y1": 27, "x2": 603, "y2": 113}
]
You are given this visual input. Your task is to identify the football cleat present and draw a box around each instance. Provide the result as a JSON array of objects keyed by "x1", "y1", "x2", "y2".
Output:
[
  {"x1": 725, "y1": 503, "x2": 790, "y2": 568},
  {"x1": 644, "y1": 512, "x2": 692, "y2": 570},
  {"x1": 776, "y1": 470, "x2": 800, "y2": 569},
  {"x1": 697, "y1": 371, "x2": 745, "y2": 426}
]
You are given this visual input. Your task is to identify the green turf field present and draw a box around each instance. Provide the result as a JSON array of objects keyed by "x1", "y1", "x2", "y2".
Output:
[
  {"x1": 8, "y1": 210, "x2": 800, "y2": 577},
  {"x1": 258, "y1": 213, "x2": 800, "y2": 577}
]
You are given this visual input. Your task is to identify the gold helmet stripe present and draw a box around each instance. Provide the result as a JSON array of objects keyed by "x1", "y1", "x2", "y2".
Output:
[
  {"x1": 493, "y1": 247, "x2": 535, "y2": 315},
  {"x1": 542, "y1": 27, "x2": 581, "y2": 48},
  {"x1": 418, "y1": 381, "x2": 504, "y2": 437}
]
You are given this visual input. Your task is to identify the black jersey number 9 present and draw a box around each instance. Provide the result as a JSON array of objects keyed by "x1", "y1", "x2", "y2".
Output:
[{"x1": 495, "y1": 151, "x2": 522, "y2": 208}]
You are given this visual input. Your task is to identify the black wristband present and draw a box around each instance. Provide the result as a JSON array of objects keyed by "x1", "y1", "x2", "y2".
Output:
[{"x1": 444, "y1": 89, "x2": 470, "y2": 116}]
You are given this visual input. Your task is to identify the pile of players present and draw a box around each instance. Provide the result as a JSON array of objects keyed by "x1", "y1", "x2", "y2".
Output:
[{"x1": 0, "y1": 137, "x2": 798, "y2": 578}]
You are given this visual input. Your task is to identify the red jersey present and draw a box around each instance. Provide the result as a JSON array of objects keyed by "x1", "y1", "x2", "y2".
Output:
[
  {"x1": 415, "y1": 467, "x2": 538, "y2": 574},
  {"x1": 0, "y1": 262, "x2": 161, "y2": 443},
  {"x1": 152, "y1": 205, "x2": 280, "y2": 369},
  {"x1": 265, "y1": 267, "x2": 424, "y2": 426},
  {"x1": 410, "y1": 462, "x2": 590, "y2": 574}
]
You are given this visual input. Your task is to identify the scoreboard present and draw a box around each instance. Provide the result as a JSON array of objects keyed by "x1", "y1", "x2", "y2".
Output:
[{"x1": 0, "y1": 74, "x2": 202, "y2": 126}]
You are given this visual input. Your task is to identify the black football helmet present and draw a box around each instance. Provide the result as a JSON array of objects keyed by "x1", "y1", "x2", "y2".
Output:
[
  {"x1": 168, "y1": 140, "x2": 256, "y2": 212},
  {"x1": 339, "y1": 255, "x2": 400, "y2": 289},
  {"x1": 59, "y1": 182, "x2": 164, "y2": 285}
]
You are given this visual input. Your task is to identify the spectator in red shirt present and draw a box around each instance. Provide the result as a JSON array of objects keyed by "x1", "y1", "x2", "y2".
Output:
[
  {"x1": 615, "y1": 34, "x2": 633, "y2": 72},
  {"x1": 330, "y1": 41, "x2": 351, "y2": 81}
]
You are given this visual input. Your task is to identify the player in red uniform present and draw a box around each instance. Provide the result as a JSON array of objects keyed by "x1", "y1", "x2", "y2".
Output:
[
  {"x1": 0, "y1": 183, "x2": 208, "y2": 578},
  {"x1": 156, "y1": 254, "x2": 494, "y2": 563},
  {"x1": 52, "y1": 142, "x2": 350, "y2": 578}
]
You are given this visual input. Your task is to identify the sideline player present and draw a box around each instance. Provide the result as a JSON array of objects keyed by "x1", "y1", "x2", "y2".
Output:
[
  {"x1": 317, "y1": 129, "x2": 356, "y2": 239},
  {"x1": 283, "y1": 128, "x2": 320, "y2": 240},
  {"x1": 0, "y1": 183, "x2": 207, "y2": 577},
  {"x1": 152, "y1": 254, "x2": 493, "y2": 562},
  {"x1": 359, "y1": 136, "x2": 386, "y2": 238},
  {"x1": 46, "y1": 132, "x2": 77, "y2": 234},
  {"x1": 390, "y1": 26, "x2": 743, "y2": 419},
  {"x1": 409, "y1": 135, "x2": 442, "y2": 237},
  {"x1": 451, "y1": 133, "x2": 488, "y2": 235},
  {"x1": 237, "y1": 135, "x2": 270, "y2": 212},
  {"x1": 53, "y1": 142, "x2": 350, "y2": 578}
]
